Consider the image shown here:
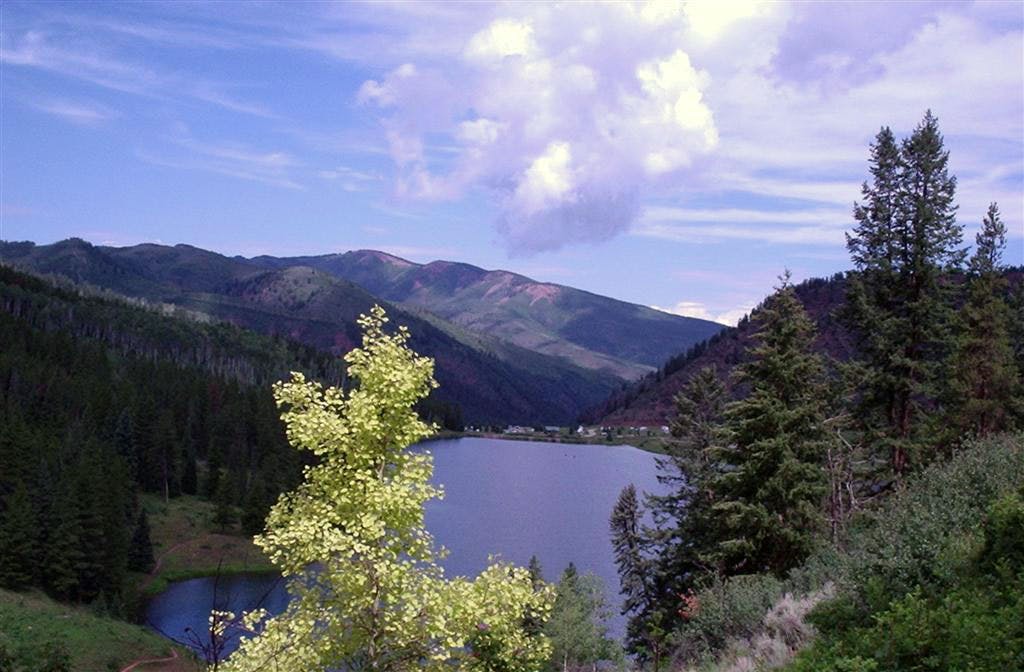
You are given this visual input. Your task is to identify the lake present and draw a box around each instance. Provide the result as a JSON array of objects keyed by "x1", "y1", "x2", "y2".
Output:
[{"x1": 146, "y1": 436, "x2": 667, "y2": 655}]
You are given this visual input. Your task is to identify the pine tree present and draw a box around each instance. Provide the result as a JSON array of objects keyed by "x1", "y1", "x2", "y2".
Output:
[
  {"x1": 241, "y1": 479, "x2": 269, "y2": 536},
  {"x1": 610, "y1": 483, "x2": 664, "y2": 667},
  {"x1": 45, "y1": 484, "x2": 84, "y2": 601},
  {"x1": 647, "y1": 365, "x2": 726, "y2": 620},
  {"x1": 844, "y1": 111, "x2": 965, "y2": 477},
  {"x1": 113, "y1": 409, "x2": 138, "y2": 484},
  {"x1": 948, "y1": 203, "x2": 1020, "y2": 438},
  {"x1": 545, "y1": 567, "x2": 623, "y2": 672},
  {"x1": 212, "y1": 480, "x2": 236, "y2": 533},
  {"x1": 527, "y1": 555, "x2": 545, "y2": 591},
  {"x1": 127, "y1": 510, "x2": 155, "y2": 573},
  {"x1": 709, "y1": 274, "x2": 830, "y2": 577},
  {"x1": 0, "y1": 484, "x2": 39, "y2": 588}
]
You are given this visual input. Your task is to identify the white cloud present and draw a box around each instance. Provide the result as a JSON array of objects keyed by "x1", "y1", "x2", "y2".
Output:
[
  {"x1": 464, "y1": 19, "x2": 536, "y2": 62},
  {"x1": 358, "y1": 6, "x2": 720, "y2": 252},
  {"x1": 651, "y1": 299, "x2": 755, "y2": 326}
]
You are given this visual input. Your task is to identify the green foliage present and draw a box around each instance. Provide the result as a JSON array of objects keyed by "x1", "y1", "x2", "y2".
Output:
[
  {"x1": 947, "y1": 203, "x2": 1021, "y2": 440},
  {"x1": 791, "y1": 486, "x2": 1024, "y2": 672},
  {"x1": 611, "y1": 483, "x2": 667, "y2": 665},
  {"x1": 668, "y1": 573, "x2": 783, "y2": 666},
  {"x1": 544, "y1": 567, "x2": 623, "y2": 672},
  {"x1": 126, "y1": 510, "x2": 155, "y2": 573},
  {"x1": 0, "y1": 266, "x2": 311, "y2": 605},
  {"x1": 843, "y1": 111, "x2": 966, "y2": 476},
  {"x1": 223, "y1": 306, "x2": 554, "y2": 671},
  {"x1": 708, "y1": 275, "x2": 830, "y2": 577},
  {"x1": 0, "y1": 485, "x2": 38, "y2": 588}
]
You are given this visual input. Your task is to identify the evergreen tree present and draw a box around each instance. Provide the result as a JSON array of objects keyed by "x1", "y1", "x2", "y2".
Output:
[
  {"x1": 45, "y1": 484, "x2": 84, "y2": 601},
  {"x1": 610, "y1": 483, "x2": 664, "y2": 667},
  {"x1": 127, "y1": 510, "x2": 155, "y2": 573},
  {"x1": 0, "y1": 484, "x2": 39, "y2": 588},
  {"x1": 212, "y1": 480, "x2": 236, "y2": 533},
  {"x1": 708, "y1": 274, "x2": 830, "y2": 577},
  {"x1": 545, "y1": 567, "x2": 623, "y2": 672},
  {"x1": 181, "y1": 450, "x2": 199, "y2": 496},
  {"x1": 241, "y1": 479, "x2": 269, "y2": 536},
  {"x1": 152, "y1": 410, "x2": 181, "y2": 502},
  {"x1": 113, "y1": 409, "x2": 138, "y2": 483},
  {"x1": 844, "y1": 111, "x2": 965, "y2": 477},
  {"x1": 528, "y1": 555, "x2": 545, "y2": 591},
  {"x1": 948, "y1": 203, "x2": 1020, "y2": 438},
  {"x1": 646, "y1": 365, "x2": 727, "y2": 623},
  {"x1": 71, "y1": 452, "x2": 109, "y2": 602}
]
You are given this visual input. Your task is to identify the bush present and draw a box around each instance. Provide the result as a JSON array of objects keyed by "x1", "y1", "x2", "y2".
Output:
[
  {"x1": 668, "y1": 573, "x2": 782, "y2": 666},
  {"x1": 790, "y1": 485, "x2": 1024, "y2": 671}
]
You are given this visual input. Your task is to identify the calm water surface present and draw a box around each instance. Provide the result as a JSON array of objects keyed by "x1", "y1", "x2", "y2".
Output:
[{"x1": 146, "y1": 437, "x2": 666, "y2": 653}]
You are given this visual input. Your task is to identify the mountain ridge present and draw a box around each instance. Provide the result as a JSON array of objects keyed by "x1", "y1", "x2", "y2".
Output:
[
  {"x1": 0, "y1": 238, "x2": 620, "y2": 425},
  {"x1": 245, "y1": 248, "x2": 724, "y2": 380}
]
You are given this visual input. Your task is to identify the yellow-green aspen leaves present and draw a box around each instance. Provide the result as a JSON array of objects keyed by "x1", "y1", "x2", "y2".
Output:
[{"x1": 220, "y1": 306, "x2": 554, "y2": 671}]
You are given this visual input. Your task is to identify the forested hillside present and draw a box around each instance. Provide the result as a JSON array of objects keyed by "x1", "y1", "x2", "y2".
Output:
[
  {"x1": 0, "y1": 240, "x2": 620, "y2": 425},
  {"x1": 0, "y1": 266, "x2": 338, "y2": 610},
  {"x1": 588, "y1": 269, "x2": 1022, "y2": 427}
]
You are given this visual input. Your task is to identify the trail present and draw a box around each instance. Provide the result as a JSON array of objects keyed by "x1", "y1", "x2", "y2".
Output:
[
  {"x1": 119, "y1": 647, "x2": 180, "y2": 672},
  {"x1": 120, "y1": 540, "x2": 195, "y2": 671},
  {"x1": 138, "y1": 539, "x2": 191, "y2": 592}
]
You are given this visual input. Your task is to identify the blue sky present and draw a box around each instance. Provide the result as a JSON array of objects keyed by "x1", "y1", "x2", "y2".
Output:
[{"x1": 1, "y1": 1, "x2": 1021, "y2": 324}]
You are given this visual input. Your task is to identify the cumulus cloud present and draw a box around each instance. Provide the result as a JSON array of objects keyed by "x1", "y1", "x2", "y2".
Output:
[
  {"x1": 358, "y1": 4, "x2": 726, "y2": 253},
  {"x1": 350, "y1": 1, "x2": 1020, "y2": 255}
]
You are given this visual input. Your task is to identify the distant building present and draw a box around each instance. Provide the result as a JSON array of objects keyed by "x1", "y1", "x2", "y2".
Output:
[{"x1": 504, "y1": 425, "x2": 534, "y2": 434}]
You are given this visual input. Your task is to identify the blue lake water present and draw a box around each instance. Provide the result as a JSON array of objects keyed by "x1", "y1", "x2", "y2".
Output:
[{"x1": 146, "y1": 437, "x2": 666, "y2": 655}]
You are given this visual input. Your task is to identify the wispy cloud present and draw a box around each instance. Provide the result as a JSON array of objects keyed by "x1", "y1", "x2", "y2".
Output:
[
  {"x1": 30, "y1": 98, "x2": 116, "y2": 125},
  {"x1": 137, "y1": 129, "x2": 303, "y2": 189},
  {"x1": 633, "y1": 204, "x2": 849, "y2": 246},
  {"x1": 319, "y1": 165, "x2": 383, "y2": 192},
  {"x1": 1, "y1": 30, "x2": 274, "y2": 117}
]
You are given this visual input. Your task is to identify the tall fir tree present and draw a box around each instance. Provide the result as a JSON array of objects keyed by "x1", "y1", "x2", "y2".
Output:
[
  {"x1": 844, "y1": 111, "x2": 965, "y2": 477},
  {"x1": 948, "y1": 203, "x2": 1020, "y2": 438},
  {"x1": 544, "y1": 566, "x2": 623, "y2": 672},
  {"x1": 0, "y1": 483, "x2": 39, "y2": 588},
  {"x1": 610, "y1": 483, "x2": 664, "y2": 668},
  {"x1": 127, "y1": 509, "x2": 155, "y2": 573},
  {"x1": 646, "y1": 366, "x2": 726, "y2": 626},
  {"x1": 708, "y1": 274, "x2": 830, "y2": 577}
]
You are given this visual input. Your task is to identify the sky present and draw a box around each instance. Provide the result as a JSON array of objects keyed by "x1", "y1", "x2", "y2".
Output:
[{"x1": 1, "y1": 1, "x2": 1022, "y2": 325}]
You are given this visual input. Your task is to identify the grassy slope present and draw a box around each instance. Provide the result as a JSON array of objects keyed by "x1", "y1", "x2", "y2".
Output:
[
  {"x1": 139, "y1": 494, "x2": 274, "y2": 596},
  {"x1": 0, "y1": 589, "x2": 199, "y2": 672}
]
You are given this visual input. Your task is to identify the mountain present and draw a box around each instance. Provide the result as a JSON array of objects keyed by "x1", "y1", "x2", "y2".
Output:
[
  {"x1": 247, "y1": 250, "x2": 724, "y2": 380},
  {"x1": 585, "y1": 269, "x2": 1024, "y2": 427},
  {"x1": 0, "y1": 239, "x2": 619, "y2": 425},
  {"x1": 584, "y1": 275, "x2": 856, "y2": 427}
]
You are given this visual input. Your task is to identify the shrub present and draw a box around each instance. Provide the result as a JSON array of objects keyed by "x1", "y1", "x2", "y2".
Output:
[
  {"x1": 668, "y1": 574, "x2": 782, "y2": 666},
  {"x1": 790, "y1": 484, "x2": 1024, "y2": 671}
]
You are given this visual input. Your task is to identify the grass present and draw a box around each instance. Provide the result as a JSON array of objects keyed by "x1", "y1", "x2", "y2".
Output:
[
  {"x1": 138, "y1": 494, "x2": 275, "y2": 596},
  {"x1": 0, "y1": 588, "x2": 200, "y2": 672}
]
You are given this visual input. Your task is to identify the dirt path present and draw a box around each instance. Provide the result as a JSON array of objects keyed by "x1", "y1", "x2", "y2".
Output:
[
  {"x1": 119, "y1": 647, "x2": 180, "y2": 672},
  {"x1": 137, "y1": 539, "x2": 191, "y2": 592}
]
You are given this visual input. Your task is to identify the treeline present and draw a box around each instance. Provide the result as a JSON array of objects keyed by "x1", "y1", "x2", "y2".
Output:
[
  {"x1": 611, "y1": 111, "x2": 1024, "y2": 669},
  {"x1": 581, "y1": 275, "x2": 857, "y2": 425},
  {"x1": 0, "y1": 267, "x2": 363, "y2": 611}
]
